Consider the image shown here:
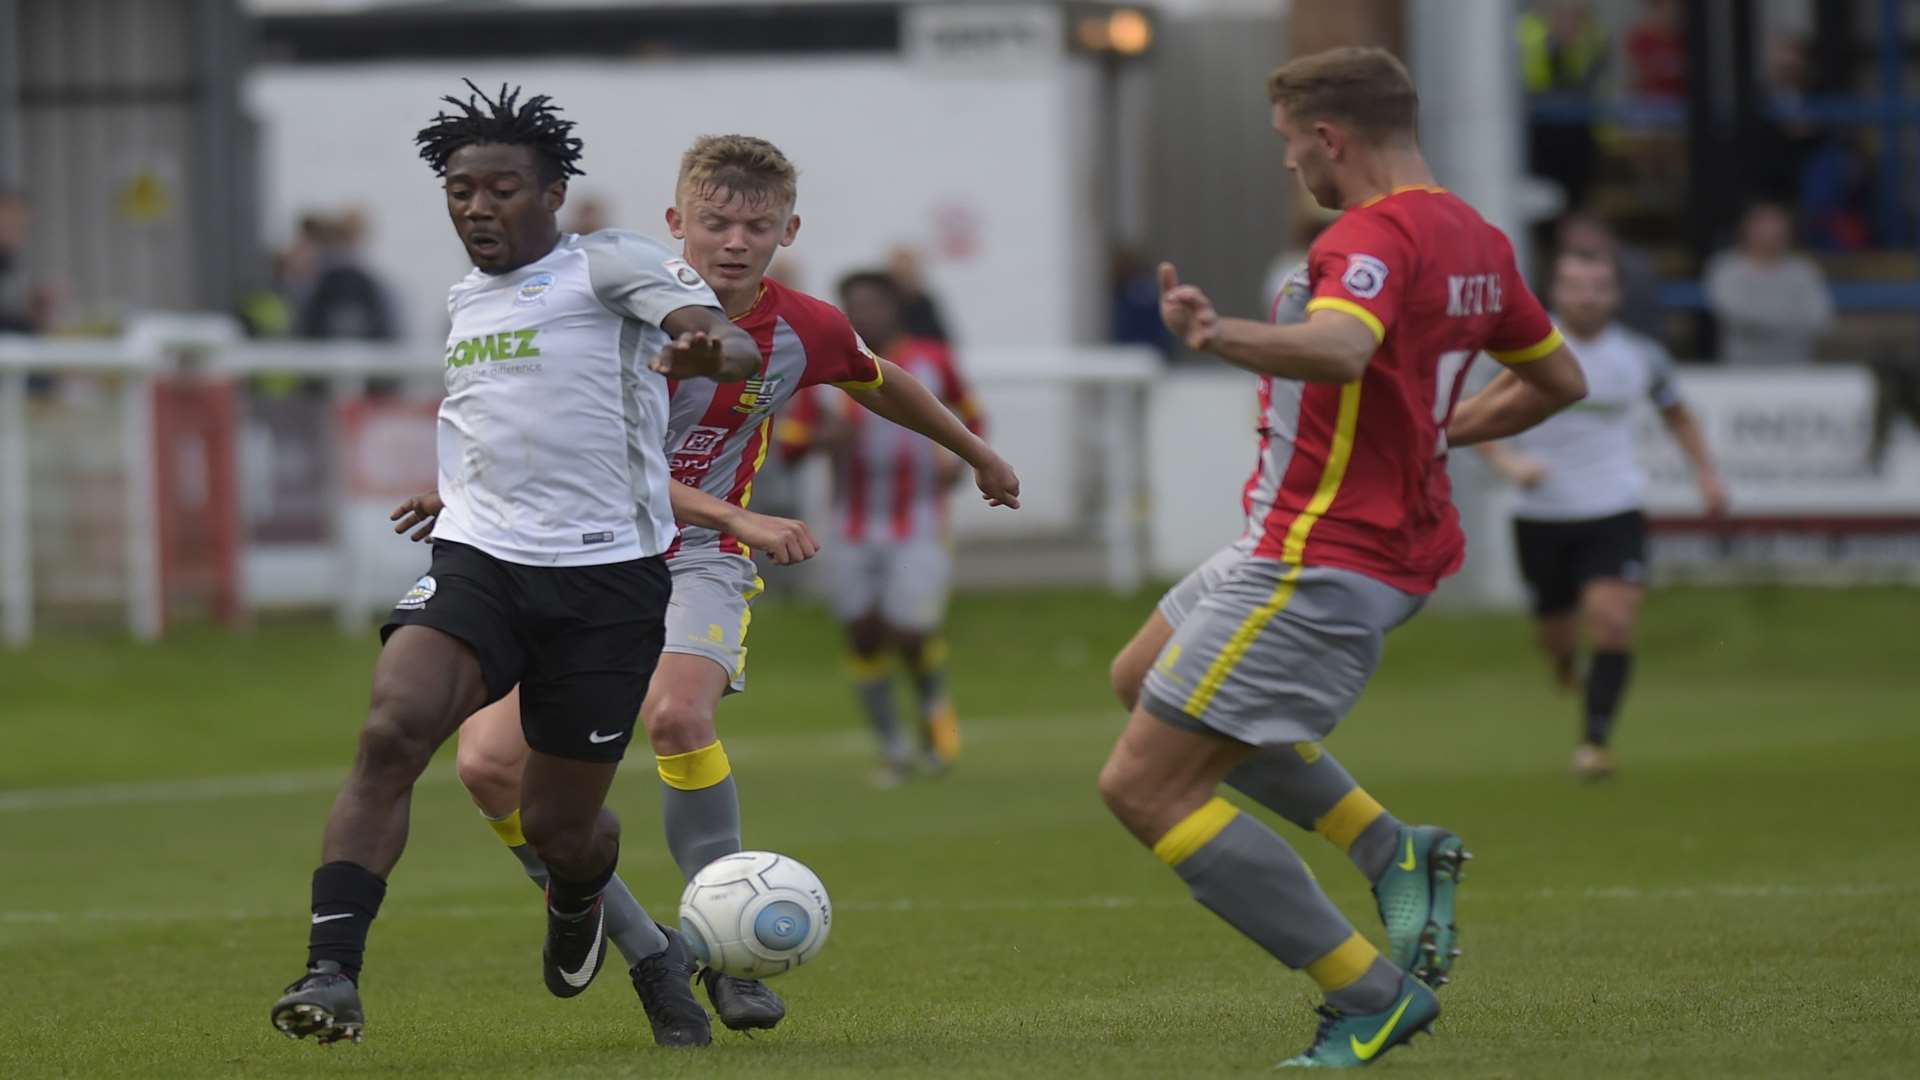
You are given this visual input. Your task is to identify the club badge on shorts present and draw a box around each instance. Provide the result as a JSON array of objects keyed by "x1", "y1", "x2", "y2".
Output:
[{"x1": 396, "y1": 575, "x2": 437, "y2": 611}]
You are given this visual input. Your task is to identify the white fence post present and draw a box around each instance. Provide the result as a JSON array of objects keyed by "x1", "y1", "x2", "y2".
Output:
[{"x1": 1, "y1": 367, "x2": 30, "y2": 647}]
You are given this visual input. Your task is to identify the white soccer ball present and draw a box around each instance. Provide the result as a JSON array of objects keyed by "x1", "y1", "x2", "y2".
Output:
[{"x1": 678, "y1": 850, "x2": 831, "y2": 979}]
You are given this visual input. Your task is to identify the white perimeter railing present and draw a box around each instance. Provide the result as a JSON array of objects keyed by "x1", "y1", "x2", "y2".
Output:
[{"x1": 0, "y1": 328, "x2": 1161, "y2": 647}]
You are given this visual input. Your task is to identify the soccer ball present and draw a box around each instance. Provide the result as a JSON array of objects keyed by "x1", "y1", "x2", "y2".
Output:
[{"x1": 678, "y1": 851, "x2": 831, "y2": 979}]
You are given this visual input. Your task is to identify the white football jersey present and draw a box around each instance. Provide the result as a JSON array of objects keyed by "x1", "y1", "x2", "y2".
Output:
[
  {"x1": 1507, "y1": 322, "x2": 1682, "y2": 522},
  {"x1": 432, "y1": 230, "x2": 721, "y2": 566}
]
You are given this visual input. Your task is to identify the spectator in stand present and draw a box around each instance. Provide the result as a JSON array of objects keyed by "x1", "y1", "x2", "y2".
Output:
[
  {"x1": 293, "y1": 209, "x2": 399, "y2": 342},
  {"x1": 563, "y1": 194, "x2": 611, "y2": 236},
  {"x1": 1556, "y1": 212, "x2": 1665, "y2": 343},
  {"x1": 1110, "y1": 246, "x2": 1167, "y2": 358},
  {"x1": 1517, "y1": 1, "x2": 1609, "y2": 210},
  {"x1": 0, "y1": 187, "x2": 34, "y2": 335},
  {"x1": 1626, "y1": 0, "x2": 1687, "y2": 101},
  {"x1": 1705, "y1": 201, "x2": 1833, "y2": 366},
  {"x1": 887, "y1": 246, "x2": 951, "y2": 344}
]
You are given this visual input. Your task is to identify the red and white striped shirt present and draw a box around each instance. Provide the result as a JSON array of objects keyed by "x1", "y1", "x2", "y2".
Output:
[
  {"x1": 665, "y1": 277, "x2": 883, "y2": 559},
  {"x1": 781, "y1": 336, "x2": 982, "y2": 544}
]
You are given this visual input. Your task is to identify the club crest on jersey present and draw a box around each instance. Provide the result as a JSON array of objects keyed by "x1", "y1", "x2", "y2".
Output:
[
  {"x1": 663, "y1": 258, "x2": 708, "y2": 290},
  {"x1": 732, "y1": 374, "x2": 785, "y2": 415},
  {"x1": 514, "y1": 272, "x2": 557, "y2": 307},
  {"x1": 395, "y1": 575, "x2": 436, "y2": 611},
  {"x1": 1341, "y1": 254, "x2": 1389, "y2": 300}
]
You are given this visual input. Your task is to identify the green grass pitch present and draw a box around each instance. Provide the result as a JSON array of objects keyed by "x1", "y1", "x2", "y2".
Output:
[{"x1": 3, "y1": 586, "x2": 1917, "y2": 1077}]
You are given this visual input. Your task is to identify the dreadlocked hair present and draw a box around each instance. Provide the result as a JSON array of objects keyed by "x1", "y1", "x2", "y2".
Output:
[{"x1": 415, "y1": 79, "x2": 586, "y2": 184}]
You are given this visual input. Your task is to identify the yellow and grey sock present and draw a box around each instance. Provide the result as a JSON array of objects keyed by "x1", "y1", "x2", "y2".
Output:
[
  {"x1": 1156, "y1": 797, "x2": 1399, "y2": 1012},
  {"x1": 850, "y1": 654, "x2": 907, "y2": 764},
  {"x1": 1225, "y1": 742, "x2": 1404, "y2": 882},
  {"x1": 656, "y1": 741, "x2": 741, "y2": 881},
  {"x1": 486, "y1": 810, "x2": 666, "y2": 962},
  {"x1": 904, "y1": 638, "x2": 953, "y2": 747}
]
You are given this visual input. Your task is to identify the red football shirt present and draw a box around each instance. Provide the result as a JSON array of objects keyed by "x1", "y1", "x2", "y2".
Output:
[{"x1": 1242, "y1": 187, "x2": 1562, "y2": 593}]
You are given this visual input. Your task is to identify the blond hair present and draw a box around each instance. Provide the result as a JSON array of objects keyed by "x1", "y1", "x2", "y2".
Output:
[
  {"x1": 1267, "y1": 46, "x2": 1419, "y2": 138},
  {"x1": 676, "y1": 134, "x2": 799, "y2": 209}
]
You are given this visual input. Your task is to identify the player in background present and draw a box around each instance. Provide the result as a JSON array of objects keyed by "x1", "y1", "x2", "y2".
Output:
[
  {"x1": 1096, "y1": 48, "x2": 1589, "y2": 1068},
  {"x1": 1476, "y1": 252, "x2": 1727, "y2": 780},
  {"x1": 779, "y1": 270, "x2": 985, "y2": 786},
  {"x1": 271, "y1": 83, "x2": 761, "y2": 1047},
  {"x1": 450, "y1": 135, "x2": 1021, "y2": 1040}
]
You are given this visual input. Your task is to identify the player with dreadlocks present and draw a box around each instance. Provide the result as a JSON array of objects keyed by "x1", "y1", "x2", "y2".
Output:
[{"x1": 271, "y1": 81, "x2": 762, "y2": 1048}]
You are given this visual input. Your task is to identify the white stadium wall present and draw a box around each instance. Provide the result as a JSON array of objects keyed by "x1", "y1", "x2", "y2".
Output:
[{"x1": 246, "y1": 52, "x2": 1106, "y2": 350}]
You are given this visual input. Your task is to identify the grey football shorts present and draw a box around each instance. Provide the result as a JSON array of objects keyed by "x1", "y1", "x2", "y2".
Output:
[
  {"x1": 662, "y1": 551, "x2": 764, "y2": 694},
  {"x1": 1140, "y1": 545, "x2": 1425, "y2": 747}
]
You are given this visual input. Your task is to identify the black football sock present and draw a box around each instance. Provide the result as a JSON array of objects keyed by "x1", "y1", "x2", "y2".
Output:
[
  {"x1": 547, "y1": 851, "x2": 618, "y2": 920},
  {"x1": 307, "y1": 860, "x2": 387, "y2": 982},
  {"x1": 1584, "y1": 651, "x2": 1633, "y2": 747}
]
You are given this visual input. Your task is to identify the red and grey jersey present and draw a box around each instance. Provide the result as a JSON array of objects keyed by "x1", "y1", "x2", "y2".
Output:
[
  {"x1": 1240, "y1": 188, "x2": 1562, "y2": 594},
  {"x1": 665, "y1": 277, "x2": 883, "y2": 559},
  {"x1": 781, "y1": 336, "x2": 982, "y2": 544}
]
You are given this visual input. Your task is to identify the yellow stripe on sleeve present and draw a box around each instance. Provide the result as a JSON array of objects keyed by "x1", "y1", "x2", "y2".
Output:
[
  {"x1": 484, "y1": 809, "x2": 527, "y2": 848},
  {"x1": 1306, "y1": 931, "x2": 1382, "y2": 992},
  {"x1": 1313, "y1": 788, "x2": 1388, "y2": 853},
  {"x1": 1306, "y1": 297, "x2": 1386, "y2": 343},
  {"x1": 1489, "y1": 327, "x2": 1564, "y2": 365},
  {"x1": 1151, "y1": 797, "x2": 1241, "y2": 867},
  {"x1": 656, "y1": 741, "x2": 733, "y2": 791},
  {"x1": 833, "y1": 346, "x2": 887, "y2": 392}
]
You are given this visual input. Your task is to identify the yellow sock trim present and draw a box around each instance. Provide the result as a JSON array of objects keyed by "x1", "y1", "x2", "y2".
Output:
[
  {"x1": 848, "y1": 653, "x2": 893, "y2": 680},
  {"x1": 910, "y1": 637, "x2": 950, "y2": 673},
  {"x1": 1314, "y1": 788, "x2": 1387, "y2": 853},
  {"x1": 656, "y1": 741, "x2": 732, "y2": 791},
  {"x1": 1151, "y1": 797, "x2": 1240, "y2": 867},
  {"x1": 1306, "y1": 931, "x2": 1380, "y2": 992},
  {"x1": 485, "y1": 809, "x2": 527, "y2": 848},
  {"x1": 1292, "y1": 741, "x2": 1323, "y2": 764}
]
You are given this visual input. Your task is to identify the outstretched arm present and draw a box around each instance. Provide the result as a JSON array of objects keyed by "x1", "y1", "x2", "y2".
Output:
[
  {"x1": 1446, "y1": 347, "x2": 1589, "y2": 447},
  {"x1": 842, "y1": 360, "x2": 1020, "y2": 508},
  {"x1": 656, "y1": 306, "x2": 761, "y2": 382},
  {"x1": 1159, "y1": 262, "x2": 1376, "y2": 383}
]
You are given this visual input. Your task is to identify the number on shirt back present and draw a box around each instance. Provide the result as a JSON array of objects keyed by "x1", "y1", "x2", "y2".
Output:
[{"x1": 1432, "y1": 350, "x2": 1476, "y2": 453}]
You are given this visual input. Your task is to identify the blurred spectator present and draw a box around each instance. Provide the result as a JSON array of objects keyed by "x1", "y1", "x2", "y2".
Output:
[
  {"x1": 1798, "y1": 134, "x2": 1874, "y2": 253},
  {"x1": 293, "y1": 210, "x2": 398, "y2": 341},
  {"x1": 1518, "y1": 2, "x2": 1609, "y2": 210},
  {"x1": 1626, "y1": 0, "x2": 1687, "y2": 100},
  {"x1": 887, "y1": 246, "x2": 951, "y2": 344},
  {"x1": 1740, "y1": 36, "x2": 1826, "y2": 209},
  {"x1": 0, "y1": 187, "x2": 34, "y2": 334},
  {"x1": 1109, "y1": 246, "x2": 1166, "y2": 358},
  {"x1": 1555, "y1": 212, "x2": 1664, "y2": 342},
  {"x1": 564, "y1": 195, "x2": 611, "y2": 236},
  {"x1": 1705, "y1": 202, "x2": 1833, "y2": 366}
]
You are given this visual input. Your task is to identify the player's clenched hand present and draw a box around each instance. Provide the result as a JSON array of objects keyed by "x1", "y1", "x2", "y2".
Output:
[
  {"x1": 1158, "y1": 262, "x2": 1220, "y2": 351},
  {"x1": 390, "y1": 491, "x2": 443, "y2": 542},
  {"x1": 650, "y1": 331, "x2": 727, "y2": 378},
  {"x1": 974, "y1": 453, "x2": 1021, "y2": 509},
  {"x1": 734, "y1": 512, "x2": 821, "y2": 566}
]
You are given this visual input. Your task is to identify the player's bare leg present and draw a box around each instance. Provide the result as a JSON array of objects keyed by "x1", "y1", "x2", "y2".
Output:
[
  {"x1": 844, "y1": 614, "x2": 909, "y2": 785},
  {"x1": 274, "y1": 625, "x2": 488, "y2": 1046},
  {"x1": 453, "y1": 689, "x2": 703, "y2": 1044},
  {"x1": 895, "y1": 629, "x2": 959, "y2": 773},
  {"x1": 1572, "y1": 578, "x2": 1644, "y2": 779},
  {"x1": 1097, "y1": 708, "x2": 1426, "y2": 1024},
  {"x1": 641, "y1": 652, "x2": 784, "y2": 1032},
  {"x1": 1108, "y1": 610, "x2": 1174, "y2": 713},
  {"x1": 1535, "y1": 611, "x2": 1580, "y2": 691}
]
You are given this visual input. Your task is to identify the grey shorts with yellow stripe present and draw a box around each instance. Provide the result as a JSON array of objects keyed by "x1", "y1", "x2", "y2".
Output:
[
  {"x1": 1140, "y1": 551, "x2": 1424, "y2": 747},
  {"x1": 662, "y1": 550, "x2": 765, "y2": 694}
]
